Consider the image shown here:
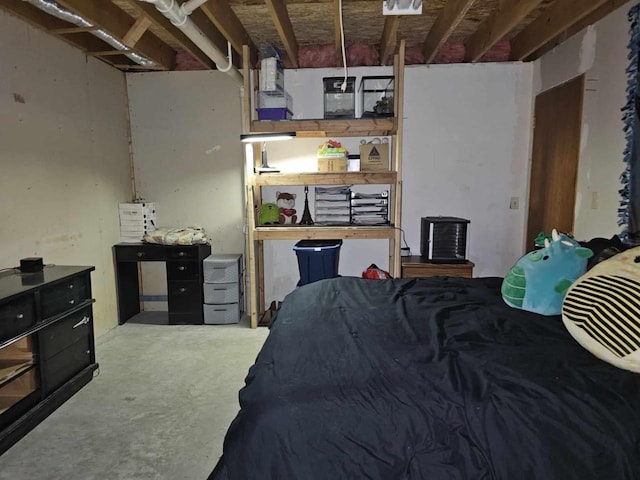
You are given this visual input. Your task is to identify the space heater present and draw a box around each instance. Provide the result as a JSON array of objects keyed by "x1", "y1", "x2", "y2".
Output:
[{"x1": 420, "y1": 217, "x2": 470, "y2": 263}]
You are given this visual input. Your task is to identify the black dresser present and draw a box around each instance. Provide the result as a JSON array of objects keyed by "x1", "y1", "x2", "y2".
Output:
[
  {"x1": 0, "y1": 265, "x2": 98, "y2": 455},
  {"x1": 113, "y1": 243, "x2": 211, "y2": 325}
]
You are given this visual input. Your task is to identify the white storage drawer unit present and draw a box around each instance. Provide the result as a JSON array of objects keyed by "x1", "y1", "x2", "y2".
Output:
[{"x1": 203, "y1": 254, "x2": 243, "y2": 325}]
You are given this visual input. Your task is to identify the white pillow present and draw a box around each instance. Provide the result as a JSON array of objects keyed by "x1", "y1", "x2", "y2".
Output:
[{"x1": 562, "y1": 246, "x2": 640, "y2": 373}]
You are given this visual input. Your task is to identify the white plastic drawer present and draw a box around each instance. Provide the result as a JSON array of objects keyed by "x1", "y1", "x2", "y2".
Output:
[
  {"x1": 203, "y1": 254, "x2": 242, "y2": 283},
  {"x1": 204, "y1": 303, "x2": 240, "y2": 325},
  {"x1": 204, "y1": 283, "x2": 239, "y2": 304}
]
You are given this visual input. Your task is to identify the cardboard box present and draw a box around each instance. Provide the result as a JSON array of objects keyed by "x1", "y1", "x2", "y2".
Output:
[
  {"x1": 318, "y1": 156, "x2": 347, "y2": 173},
  {"x1": 359, "y1": 143, "x2": 390, "y2": 171}
]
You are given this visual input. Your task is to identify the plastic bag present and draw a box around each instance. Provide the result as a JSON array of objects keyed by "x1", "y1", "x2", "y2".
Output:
[{"x1": 362, "y1": 264, "x2": 391, "y2": 279}]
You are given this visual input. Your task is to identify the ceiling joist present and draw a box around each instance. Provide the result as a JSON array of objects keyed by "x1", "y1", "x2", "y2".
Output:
[
  {"x1": 510, "y1": 0, "x2": 611, "y2": 61},
  {"x1": 380, "y1": 16, "x2": 401, "y2": 66},
  {"x1": 334, "y1": 0, "x2": 342, "y2": 67},
  {"x1": 121, "y1": 16, "x2": 152, "y2": 48},
  {"x1": 423, "y1": 0, "x2": 476, "y2": 63},
  {"x1": 120, "y1": 0, "x2": 215, "y2": 70},
  {"x1": 55, "y1": 0, "x2": 176, "y2": 69},
  {"x1": 527, "y1": 0, "x2": 629, "y2": 61},
  {"x1": 465, "y1": 0, "x2": 545, "y2": 62},
  {"x1": 264, "y1": 0, "x2": 299, "y2": 68},
  {"x1": 201, "y1": 0, "x2": 258, "y2": 66}
]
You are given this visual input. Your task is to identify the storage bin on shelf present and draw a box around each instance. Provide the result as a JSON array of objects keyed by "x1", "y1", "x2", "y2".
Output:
[
  {"x1": 323, "y1": 77, "x2": 355, "y2": 119},
  {"x1": 359, "y1": 76, "x2": 394, "y2": 118},
  {"x1": 293, "y1": 240, "x2": 342, "y2": 286}
]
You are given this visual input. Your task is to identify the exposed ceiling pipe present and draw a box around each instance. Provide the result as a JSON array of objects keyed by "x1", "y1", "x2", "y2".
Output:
[
  {"x1": 21, "y1": 0, "x2": 156, "y2": 68},
  {"x1": 138, "y1": 0, "x2": 243, "y2": 83}
]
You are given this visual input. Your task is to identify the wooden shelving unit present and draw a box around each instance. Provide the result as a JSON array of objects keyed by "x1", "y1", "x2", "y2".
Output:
[{"x1": 242, "y1": 42, "x2": 405, "y2": 328}]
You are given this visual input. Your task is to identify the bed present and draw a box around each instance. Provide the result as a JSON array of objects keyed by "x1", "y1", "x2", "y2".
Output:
[{"x1": 209, "y1": 276, "x2": 640, "y2": 480}]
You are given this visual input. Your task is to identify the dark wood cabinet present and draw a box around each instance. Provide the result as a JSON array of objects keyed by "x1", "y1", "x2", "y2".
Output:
[
  {"x1": 0, "y1": 265, "x2": 98, "y2": 455},
  {"x1": 113, "y1": 243, "x2": 211, "y2": 325},
  {"x1": 401, "y1": 256, "x2": 474, "y2": 278}
]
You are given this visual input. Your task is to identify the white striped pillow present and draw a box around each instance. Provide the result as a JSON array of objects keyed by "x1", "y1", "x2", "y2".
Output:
[{"x1": 562, "y1": 247, "x2": 640, "y2": 373}]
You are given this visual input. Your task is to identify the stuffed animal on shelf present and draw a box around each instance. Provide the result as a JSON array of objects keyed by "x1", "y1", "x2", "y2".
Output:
[
  {"x1": 276, "y1": 191, "x2": 297, "y2": 225},
  {"x1": 258, "y1": 203, "x2": 279, "y2": 225}
]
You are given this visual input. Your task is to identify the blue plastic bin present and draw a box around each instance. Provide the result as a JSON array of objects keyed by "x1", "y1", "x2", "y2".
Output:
[{"x1": 293, "y1": 239, "x2": 342, "y2": 286}]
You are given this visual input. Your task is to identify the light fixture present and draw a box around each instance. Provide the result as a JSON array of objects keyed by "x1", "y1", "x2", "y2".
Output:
[
  {"x1": 383, "y1": 0, "x2": 422, "y2": 15},
  {"x1": 240, "y1": 132, "x2": 296, "y2": 173}
]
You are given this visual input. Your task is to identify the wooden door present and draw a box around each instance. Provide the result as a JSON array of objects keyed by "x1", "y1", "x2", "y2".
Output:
[{"x1": 526, "y1": 75, "x2": 585, "y2": 247}]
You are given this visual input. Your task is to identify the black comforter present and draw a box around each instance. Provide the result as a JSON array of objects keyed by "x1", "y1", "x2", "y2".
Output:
[{"x1": 210, "y1": 277, "x2": 640, "y2": 480}]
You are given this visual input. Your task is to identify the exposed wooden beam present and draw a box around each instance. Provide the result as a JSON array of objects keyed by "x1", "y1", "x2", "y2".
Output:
[
  {"x1": 202, "y1": 0, "x2": 258, "y2": 65},
  {"x1": 465, "y1": 0, "x2": 544, "y2": 62},
  {"x1": 423, "y1": 0, "x2": 476, "y2": 63},
  {"x1": 51, "y1": 26, "x2": 99, "y2": 34},
  {"x1": 333, "y1": 0, "x2": 342, "y2": 67},
  {"x1": 55, "y1": 0, "x2": 175, "y2": 69},
  {"x1": 189, "y1": 8, "x2": 243, "y2": 69},
  {"x1": 526, "y1": 0, "x2": 629, "y2": 61},
  {"x1": 264, "y1": 0, "x2": 298, "y2": 68},
  {"x1": 119, "y1": 0, "x2": 215, "y2": 69},
  {"x1": 121, "y1": 16, "x2": 152, "y2": 48},
  {"x1": 380, "y1": 16, "x2": 401, "y2": 66},
  {"x1": 510, "y1": 0, "x2": 610, "y2": 61}
]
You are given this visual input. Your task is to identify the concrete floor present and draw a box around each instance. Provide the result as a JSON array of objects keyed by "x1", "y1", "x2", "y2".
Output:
[{"x1": 0, "y1": 319, "x2": 269, "y2": 480}]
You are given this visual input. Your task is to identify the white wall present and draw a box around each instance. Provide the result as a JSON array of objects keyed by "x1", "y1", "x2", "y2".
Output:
[
  {"x1": 127, "y1": 71, "x2": 244, "y2": 300},
  {"x1": 0, "y1": 10, "x2": 133, "y2": 338},
  {"x1": 533, "y1": 2, "x2": 631, "y2": 240},
  {"x1": 261, "y1": 63, "x2": 534, "y2": 304},
  {"x1": 402, "y1": 63, "x2": 534, "y2": 277}
]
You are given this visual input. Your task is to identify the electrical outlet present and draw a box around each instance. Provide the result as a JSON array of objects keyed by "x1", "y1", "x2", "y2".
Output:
[{"x1": 509, "y1": 197, "x2": 519, "y2": 210}]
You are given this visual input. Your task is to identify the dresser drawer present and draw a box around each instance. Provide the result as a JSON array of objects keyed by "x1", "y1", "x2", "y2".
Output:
[
  {"x1": 40, "y1": 275, "x2": 90, "y2": 319},
  {"x1": 166, "y1": 247, "x2": 199, "y2": 260},
  {"x1": 115, "y1": 246, "x2": 165, "y2": 262},
  {"x1": 42, "y1": 336, "x2": 91, "y2": 395},
  {"x1": 167, "y1": 281, "x2": 202, "y2": 313},
  {"x1": 166, "y1": 261, "x2": 200, "y2": 281},
  {"x1": 0, "y1": 295, "x2": 36, "y2": 343},
  {"x1": 40, "y1": 307, "x2": 92, "y2": 361}
]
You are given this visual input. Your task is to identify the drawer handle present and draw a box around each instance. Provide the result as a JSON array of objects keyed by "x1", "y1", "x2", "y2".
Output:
[
  {"x1": 85, "y1": 350, "x2": 91, "y2": 355},
  {"x1": 178, "y1": 266, "x2": 186, "y2": 271},
  {"x1": 69, "y1": 299, "x2": 75, "y2": 305},
  {"x1": 16, "y1": 313, "x2": 24, "y2": 320},
  {"x1": 178, "y1": 252, "x2": 186, "y2": 257},
  {"x1": 68, "y1": 284, "x2": 74, "y2": 289},
  {"x1": 137, "y1": 252, "x2": 144, "y2": 258},
  {"x1": 179, "y1": 287, "x2": 187, "y2": 293},
  {"x1": 73, "y1": 316, "x2": 90, "y2": 328}
]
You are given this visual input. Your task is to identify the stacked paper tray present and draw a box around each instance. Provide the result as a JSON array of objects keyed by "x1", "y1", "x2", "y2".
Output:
[
  {"x1": 350, "y1": 191, "x2": 389, "y2": 225},
  {"x1": 314, "y1": 186, "x2": 351, "y2": 225},
  {"x1": 119, "y1": 202, "x2": 156, "y2": 242}
]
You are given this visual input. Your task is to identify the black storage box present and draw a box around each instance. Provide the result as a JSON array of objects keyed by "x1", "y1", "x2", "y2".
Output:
[{"x1": 420, "y1": 217, "x2": 469, "y2": 263}]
